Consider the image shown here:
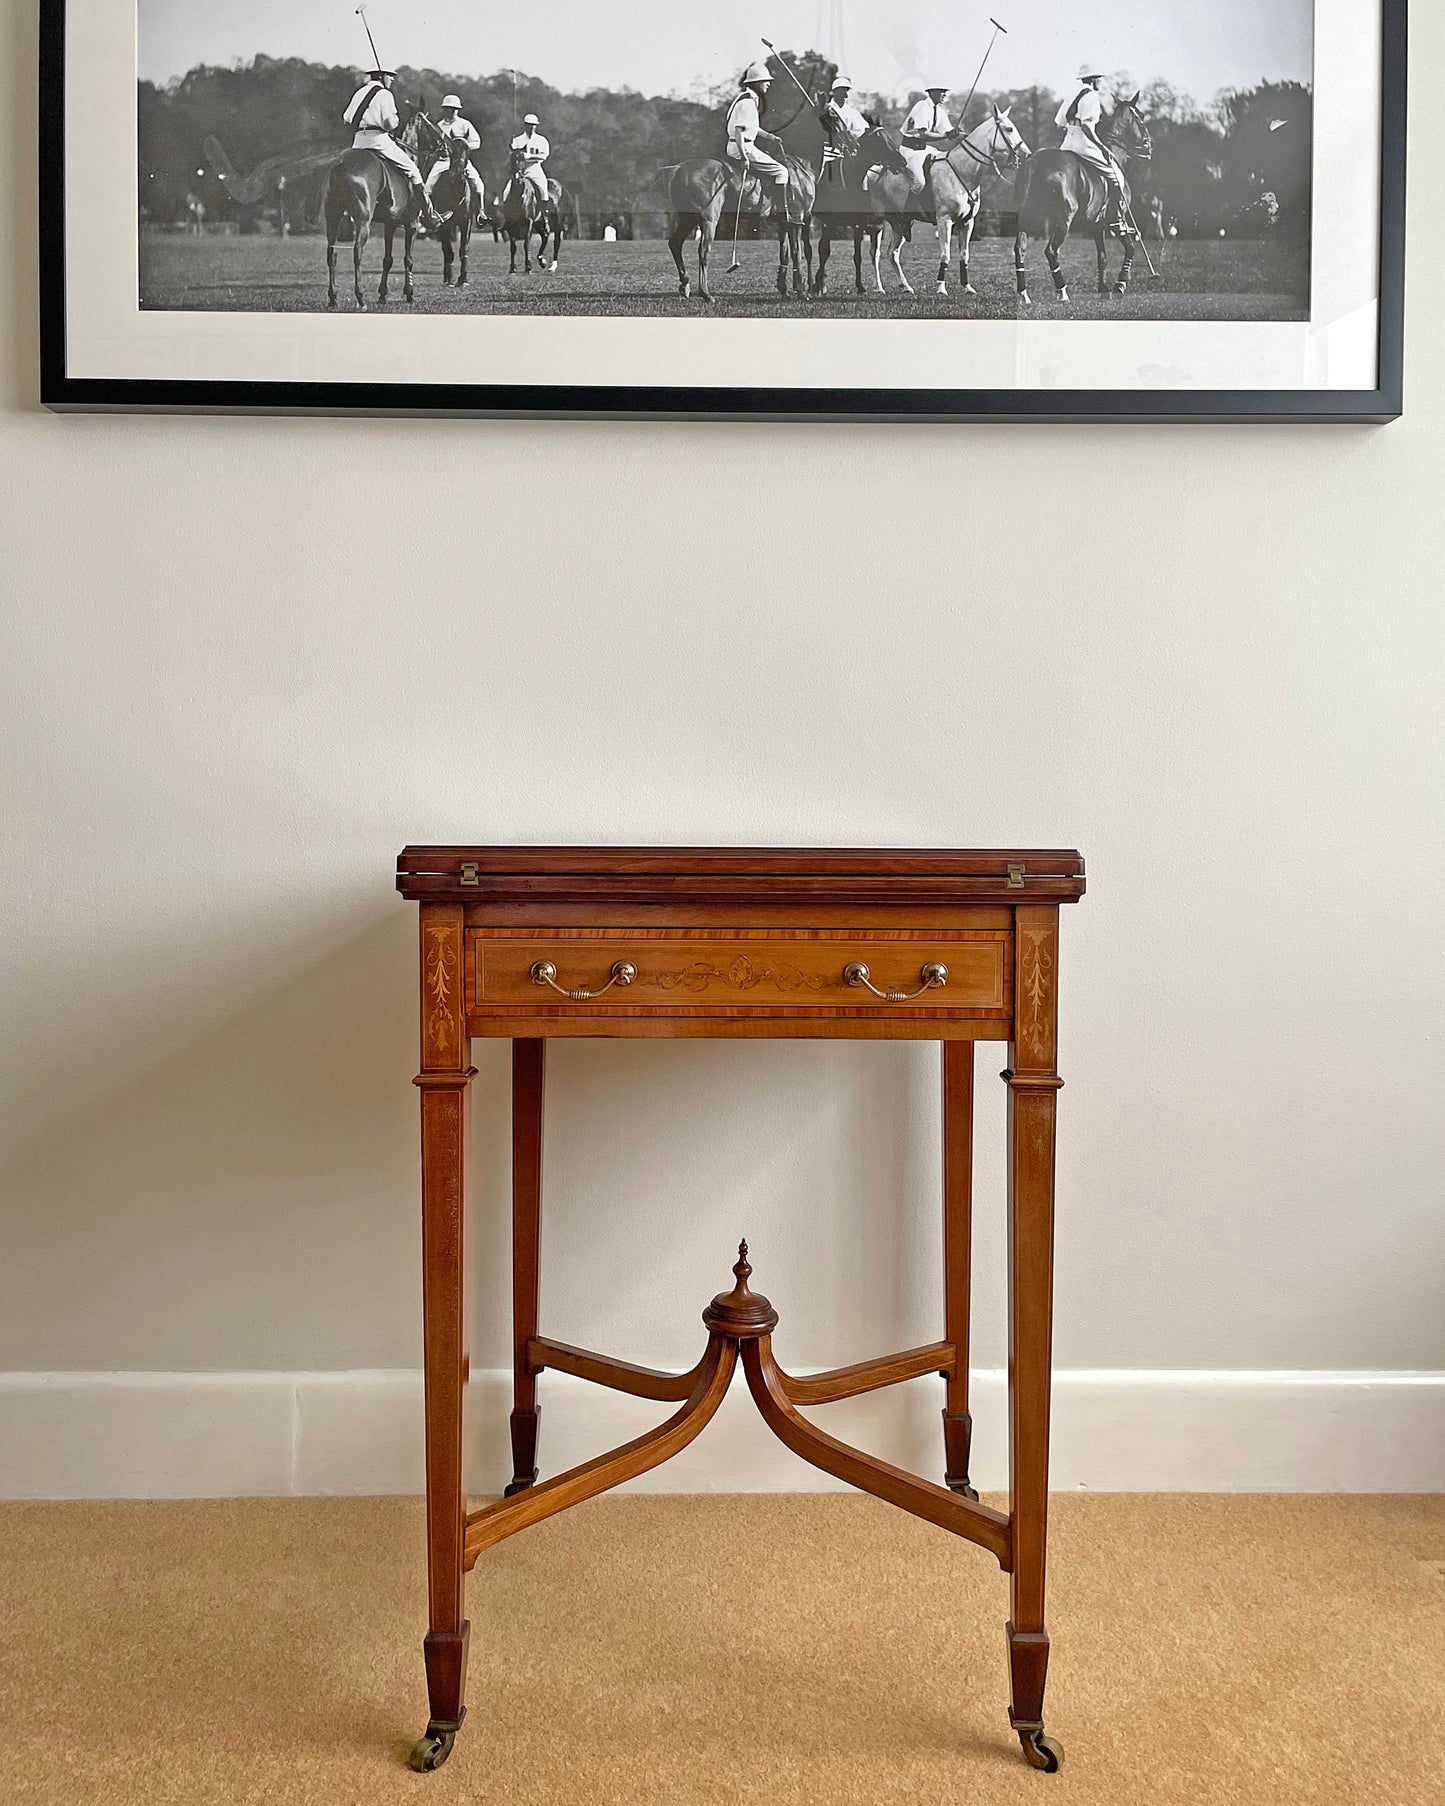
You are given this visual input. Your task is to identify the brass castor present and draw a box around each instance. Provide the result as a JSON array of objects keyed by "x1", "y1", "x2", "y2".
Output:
[
  {"x1": 409, "y1": 1720, "x2": 461, "y2": 1772},
  {"x1": 945, "y1": 1475, "x2": 980, "y2": 1502},
  {"x1": 1019, "y1": 1730, "x2": 1063, "y2": 1773}
]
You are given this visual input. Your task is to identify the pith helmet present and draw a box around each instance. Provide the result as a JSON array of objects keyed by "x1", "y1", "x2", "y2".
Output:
[
  {"x1": 831, "y1": 73, "x2": 853, "y2": 90},
  {"x1": 441, "y1": 92, "x2": 462, "y2": 109},
  {"x1": 523, "y1": 112, "x2": 540, "y2": 125},
  {"x1": 1078, "y1": 62, "x2": 1104, "y2": 80},
  {"x1": 366, "y1": 68, "x2": 397, "y2": 80},
  {"x1": 926, "y1": 82, "x2": 948, "y2": 93},
  {"x1": 741, "y1": 60, "x2": 773, "y2": 85}
]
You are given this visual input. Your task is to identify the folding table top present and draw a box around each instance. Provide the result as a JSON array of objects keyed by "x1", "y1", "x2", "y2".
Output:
[{"x1": 396, "y1": 846, "x2": 1086, "y2": 905}]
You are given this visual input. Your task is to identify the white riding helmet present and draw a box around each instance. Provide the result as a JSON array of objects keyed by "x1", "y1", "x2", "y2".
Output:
[
  {"x1": 1078, "y1": 63, "x2": 1104, "y2": 81},
  {"x1": 741, "y1": 61, "x2": 773, "y2": 86},
  {"x1": 365, "y1": 68, "x2": 397, "y2": 81},
  {"x1": 831, "y1": 74, "x2": 853, "y2": 90},
  {"x1": 441, "y1": 93, "x2": 462, "y2": 110},
  {"x1": 926, "y1": 82, "x2": 949, "y2": 94},
  {"x1": 523, "y1": 112, "x2": 540, "y2": 126}
]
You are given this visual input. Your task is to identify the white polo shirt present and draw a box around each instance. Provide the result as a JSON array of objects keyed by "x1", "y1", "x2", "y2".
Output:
[
  {"x1": 904, "y1": 97, "x2": 953, "y2": 138},
  {"x1": 511, "y1": 130, "x2": 550, "y2": 166},
  {"x1": 438, "y1": 114, "x2": 481, "y2": 151},
  {"x1": 344, "y1": 83, "x2": 400, "y2": 134}
]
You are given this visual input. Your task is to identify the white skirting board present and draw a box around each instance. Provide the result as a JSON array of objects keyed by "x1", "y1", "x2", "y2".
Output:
[{"x1": 2, "y1": 1368, "x2": 1442, "y2": 1500}]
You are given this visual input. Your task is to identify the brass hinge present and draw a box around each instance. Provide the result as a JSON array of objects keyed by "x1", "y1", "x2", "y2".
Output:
[
  {"x1": 1007, "y1": 863, "x2": 1026, "y2": 889},
  {"x1": 458, "y1": 862, "x2": 481, "y2": 887}
]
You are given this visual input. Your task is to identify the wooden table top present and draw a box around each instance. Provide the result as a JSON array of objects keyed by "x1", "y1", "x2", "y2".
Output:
[{"x1": 396, "y1": 846, "x2": 1087, "y2": 906}]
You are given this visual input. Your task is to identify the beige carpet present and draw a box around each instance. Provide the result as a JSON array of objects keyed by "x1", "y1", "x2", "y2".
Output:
[{"x1": 2, "y1": 1493, "x2": 1443, "y2": 1805}]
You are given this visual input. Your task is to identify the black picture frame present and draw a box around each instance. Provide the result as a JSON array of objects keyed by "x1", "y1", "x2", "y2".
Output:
[{"x1": 38, "y1": 0, "x2": 1407, "y2": 423}]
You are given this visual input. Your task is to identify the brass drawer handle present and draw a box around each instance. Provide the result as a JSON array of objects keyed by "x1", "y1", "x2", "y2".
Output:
[
  {"x1": 531, "y1": 959, "x2": 637, "y2": 1001},
  {"x1": 843, "y1": 960, "x2": 949, "y2": 1002}
]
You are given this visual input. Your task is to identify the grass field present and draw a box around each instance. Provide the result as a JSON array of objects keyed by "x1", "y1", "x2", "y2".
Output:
[{"x1": 138, "y1": 231, "x2": 1309, "y2": 321}]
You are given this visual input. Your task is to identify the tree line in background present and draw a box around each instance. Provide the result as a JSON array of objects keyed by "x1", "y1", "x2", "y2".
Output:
[{"x1": 138, "y1": 51, "x2": 1312, "y2": 239}]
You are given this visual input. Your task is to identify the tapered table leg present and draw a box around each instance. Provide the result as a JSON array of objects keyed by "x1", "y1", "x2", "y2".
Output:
[
  {"x1": 507, "y1": 1039, "x2": 545, "y2": 1496},
  {"x1": 412, "y1": 905, "x2": 472, "y2": 1773},
  {"x1": 1004, "y1": 907, "x2": 1065, "y2": 1773},
  {"x1": 941, "y1": 1041, "x2": 978, "y2": 1499}
]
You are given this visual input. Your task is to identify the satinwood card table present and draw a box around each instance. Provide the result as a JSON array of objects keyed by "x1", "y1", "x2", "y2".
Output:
[{"x1": 396, "y1": 845, "x2": 1085, "y2": 1774}]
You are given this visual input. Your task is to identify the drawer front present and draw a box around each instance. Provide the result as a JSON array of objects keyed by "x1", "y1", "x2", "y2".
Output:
[{"x1": 469, "y1": 932, "x2": 1008, "y2": 1015}]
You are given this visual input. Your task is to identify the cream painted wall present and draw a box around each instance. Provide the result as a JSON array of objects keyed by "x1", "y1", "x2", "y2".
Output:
[{"x1": 2, "y1": 1, "x2": 1442, "y2": 1484}]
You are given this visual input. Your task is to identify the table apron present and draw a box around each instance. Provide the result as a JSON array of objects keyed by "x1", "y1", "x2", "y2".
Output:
[
  {"x1": 466, "y1": 1014, "x2": 1014, "y2": 1040},
  {"x1": 468, "y1": 928, "x2": 1012, "y2": 1027}
]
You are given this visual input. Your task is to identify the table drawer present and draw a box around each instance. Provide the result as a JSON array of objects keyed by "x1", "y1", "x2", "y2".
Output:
[{"x1": 470, "y1": 933, "x2": 1008, "y2": 1013}]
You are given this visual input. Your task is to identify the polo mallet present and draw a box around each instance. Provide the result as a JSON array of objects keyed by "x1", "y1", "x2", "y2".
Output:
[
  {"x1": 1122, "y1": 198, "x2": 1163, "y2": 283},
  {"x1": 1089, "y1": 158, "x2": 1160, "y2": 282},
  {"x1": 958, "y1": 18, "x2": 1008, "y2": 127},
  {"x1": 726, "y1": 175, "x2": 747, "y2": 273},
  {"x1": 760, "y1": 39, "x2": 816, "y2": 109},
  {"x1": 1135, "y1": 210, "x2": 1163, "y2": 281},
  {"x1": 355, "y1": 6, "x2": 385, "y2": 73},
  {"x1": 720, "y1": 85, "x2": 750, "y2": 274}
]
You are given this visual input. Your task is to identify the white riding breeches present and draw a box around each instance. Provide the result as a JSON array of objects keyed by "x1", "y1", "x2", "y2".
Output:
[
  {"x1": 426, "y1": 159, "x2": 485, "y2": 207},
  {"x1": 515, "y1": 165, "x2": 549, "y2": 206},
  {"x1": 730, "y1": 145, "x2": 788, "y2": 187},
  {"x1": 1061, "y1": 130, "x2": 1125, "y2": 189},
  {"x1": 352, "y1": 129, "x2": 425, "y2": 185}
]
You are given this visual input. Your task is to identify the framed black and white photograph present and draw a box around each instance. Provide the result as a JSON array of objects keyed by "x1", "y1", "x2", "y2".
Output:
[{"x1": 39, "y1": 0, "x2": 1406, "y2": 420}]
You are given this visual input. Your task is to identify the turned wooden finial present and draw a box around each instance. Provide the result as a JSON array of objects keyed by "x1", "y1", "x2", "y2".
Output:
[{"x1": 703, "y1": 1239, "x2": 779, "y2": 1339}]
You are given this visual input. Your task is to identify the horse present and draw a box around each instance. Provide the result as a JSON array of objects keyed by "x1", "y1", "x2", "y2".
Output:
[
  {"x1": 500, "y1": 152, "x2": 562, "y2": 274},
  {"x1": 430, "y1": 131, "x2": 478, "y2": 288},
  {"x1": 541, "y1": 180, "x2": 565, "y2": 268},
  {"x1": 663, "y1": 143, "x2": 816, "y2": 304},
  {"x1": 1013, "y1": 93, "x2": 1154, "y2": 305},
  {"x1": 805, "y1": 124, "x2": 915, "y2": 298},
  {"x1": 664, "y1": 79, "x2": 841, "y2": 307},
  {"x1": 323, "y1": 108, "x2": 430, "y2": 310},
  {"x1": 863, "y1": 106, "x2": 1030, "y2": 297}
]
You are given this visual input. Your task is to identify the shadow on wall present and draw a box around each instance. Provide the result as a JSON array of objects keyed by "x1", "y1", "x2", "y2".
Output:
[{"x1": 0, "y1": 908, "x2": 952, "y2": 1375}]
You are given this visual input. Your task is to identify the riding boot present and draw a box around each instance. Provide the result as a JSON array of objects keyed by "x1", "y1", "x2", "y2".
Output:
[
  {"x1": 1108, "y1": 191, "x2": 1135, "y2": 238},
  {"x1": 415, "y1": 185, "x2": 448, "y2": 232}
]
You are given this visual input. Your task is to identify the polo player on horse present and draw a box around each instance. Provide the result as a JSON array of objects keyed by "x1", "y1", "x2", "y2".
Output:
[
  {"x1": 343, "y1": 68, "x2": 445, "y2": 229},
  {"x1": 820, "y1": 73, "x2": 870, "y2": 177},
  {"x1": 424, "y1": 94, "x2": 486, "y2": 228},
  {"x1": 1056, "y1": 63, "x2": 1133, "y2": 237},
  {"x1": 725, "y1": 62, "x2": 791, "y2": 216},
  {"x1": 901, "y1": 84, "x2": 954, "y2": 191},
  {"x1": 818, "y1": 71, "x2": 893, "y2": 196},
  {"x1": 504, "y1": 114, "x2": 552, "y2": 210}
]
